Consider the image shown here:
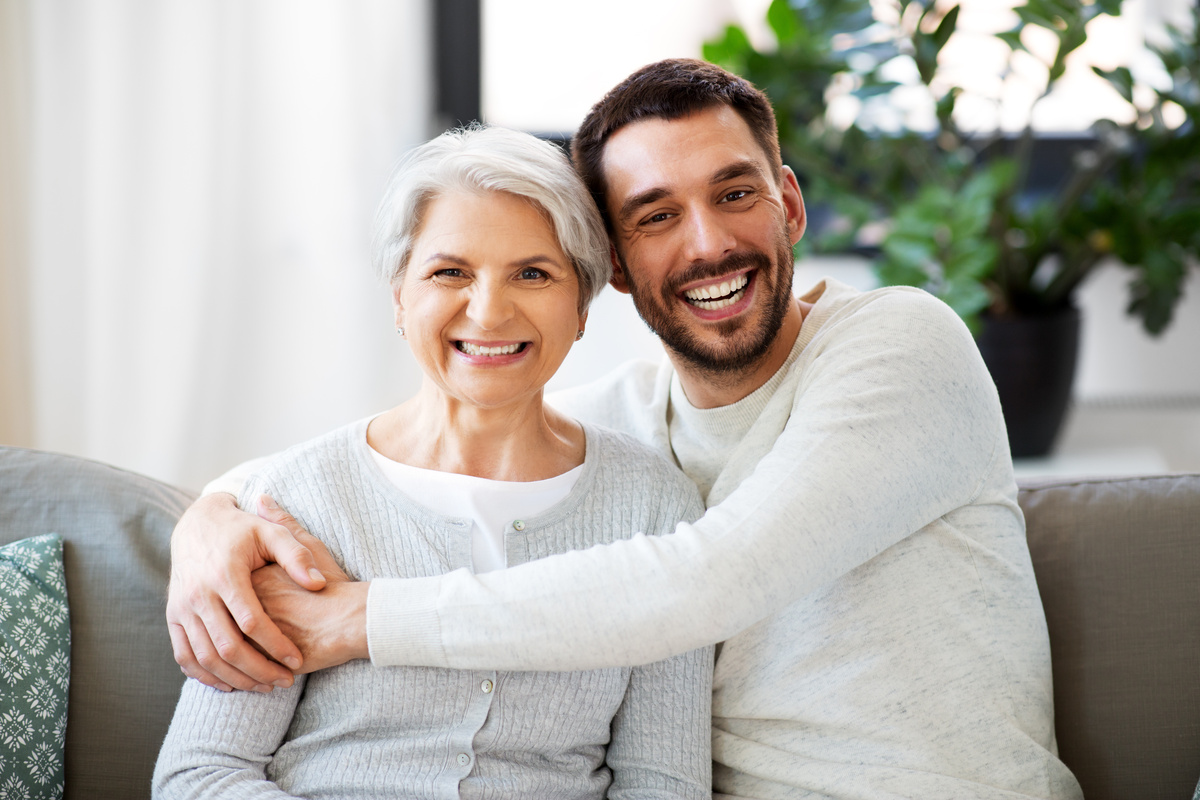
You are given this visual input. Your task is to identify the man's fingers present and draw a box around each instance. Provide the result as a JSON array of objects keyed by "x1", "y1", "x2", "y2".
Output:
[
  {"x1": 216, "y1": 570, "x2": 304, "y2": 678},
  {"x1": 256, "y1": 495, "x2": 327, "y2": 589},
  {"x1": 168, "y1": 621, "x2": 233, "y2": 693}
]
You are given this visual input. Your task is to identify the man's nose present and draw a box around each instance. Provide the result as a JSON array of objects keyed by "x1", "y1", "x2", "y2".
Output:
[
  {"x1": 683, "y1": 206, "x2": 737, "y2": 263},
  {"x1": 466, "y1": 280, "x2": 515, "y2": 330}
]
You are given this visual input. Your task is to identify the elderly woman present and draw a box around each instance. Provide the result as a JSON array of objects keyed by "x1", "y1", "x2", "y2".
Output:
[{"x1": 152, "y1": 126, "x2": 711, "y2": 799}]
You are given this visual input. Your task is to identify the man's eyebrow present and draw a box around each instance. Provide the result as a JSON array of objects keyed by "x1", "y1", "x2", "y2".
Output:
[
  {"x1": 710, "y1": 159, "x2": 766, "y2": 185},
  {"x1": 616, "y1": 160, "x2": 769, "y2": 224},
  {"x1": 616, "y1": 187, "x2": 670, "y2": 225}
]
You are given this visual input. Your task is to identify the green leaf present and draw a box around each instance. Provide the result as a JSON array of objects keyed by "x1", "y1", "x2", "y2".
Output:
[
  {"x1": 997, "y1": 29, "x2": 1026, "y2": 52},
  {"x1": 765, "y1": 0, "x2": 800, "y2": 45},
  {"x1": 702, "y1": 24, "x2": 754, "y2": 71},
  {"x1": 932, "y1": 5, "x2": 961, "y2": 52},
  {"x1": 1093, "y1": 66, "x2": 1134, "y2": 103}
]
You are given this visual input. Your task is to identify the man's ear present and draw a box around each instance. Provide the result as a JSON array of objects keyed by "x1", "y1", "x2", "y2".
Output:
[
  {"x1": 608, "y1": 244, "x2": 632, "y2": 295},
  {"x1": 781, "y1": 165, "x2": 807, "y2": 246}
]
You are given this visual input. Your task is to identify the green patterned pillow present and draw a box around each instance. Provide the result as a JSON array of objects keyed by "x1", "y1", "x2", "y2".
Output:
[{"x1": 0, "y1": 534, "x2": 70, "y2": 799}]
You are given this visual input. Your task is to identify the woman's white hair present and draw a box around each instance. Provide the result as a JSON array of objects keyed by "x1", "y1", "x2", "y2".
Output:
[{"x1": 372, "y1": 125, "x2": 611, "y2": 312}]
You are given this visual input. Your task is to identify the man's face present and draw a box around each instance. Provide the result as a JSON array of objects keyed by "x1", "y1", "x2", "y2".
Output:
[{"x1": 601, "y1": 105, "x2": 806, "y2": 375}]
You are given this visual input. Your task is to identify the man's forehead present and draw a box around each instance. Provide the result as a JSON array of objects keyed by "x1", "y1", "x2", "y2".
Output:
[{"x1": 599, "y1": 107, "x2": 775, "y2": 203}]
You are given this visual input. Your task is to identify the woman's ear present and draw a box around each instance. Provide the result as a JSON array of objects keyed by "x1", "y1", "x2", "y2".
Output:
[
  {"x1": 391, "y1": 280, "x2": 406, "y2": 330},
  {"x1": 577, "y1": 309, "x2": 589, "y2": 338}
]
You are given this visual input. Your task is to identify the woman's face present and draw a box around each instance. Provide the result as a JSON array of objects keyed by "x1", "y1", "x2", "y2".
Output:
[{"x1": 394, "y1": 190, "x2": 586, "y2": 412}]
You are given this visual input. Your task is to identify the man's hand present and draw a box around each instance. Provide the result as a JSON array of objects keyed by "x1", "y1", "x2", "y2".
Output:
[{"x1": 166, "y1": 493, "x2": 327, "y2": 692}]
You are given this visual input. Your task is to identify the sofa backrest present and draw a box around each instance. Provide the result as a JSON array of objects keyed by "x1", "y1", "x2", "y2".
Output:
[
  {"x1": 1020, "y1": 473, "x2": 1200, "y2": 800},
  {"x1": 0, "y1": 446, "x2": 195, "y2": 800},
  {"x1": 4, "y1": 444, "x2": 1199, "y2": 799}
]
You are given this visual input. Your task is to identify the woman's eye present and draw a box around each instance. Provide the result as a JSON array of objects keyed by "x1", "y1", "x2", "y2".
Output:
[
  {"x1": 519, "y1": 267, "x2": 547, "y2": 281},
  {"x1": 434, "y1": 268, "x2": 463, "y2": 278}
]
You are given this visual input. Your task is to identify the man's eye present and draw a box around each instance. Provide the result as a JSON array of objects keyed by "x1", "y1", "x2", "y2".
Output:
[
  {"x1": 722, "y1": 190, "x2": 749, "y2": 203},
  {"x1": 643, "y1": 212, "x2": 671, "y2": 225}
]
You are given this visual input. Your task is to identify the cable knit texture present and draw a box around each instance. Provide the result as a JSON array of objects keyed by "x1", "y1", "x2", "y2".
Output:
[
  {"x1": 153, "y1": 421, "x2": 712, "y2": 800},
  {"x1": 367, "y1": 280, "x2": 1083, "y2": 800}
]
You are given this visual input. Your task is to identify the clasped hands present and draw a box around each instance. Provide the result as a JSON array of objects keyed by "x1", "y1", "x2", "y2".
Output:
[{"x1": 166, "y1": 493, "x2": 370, "y2": 693}]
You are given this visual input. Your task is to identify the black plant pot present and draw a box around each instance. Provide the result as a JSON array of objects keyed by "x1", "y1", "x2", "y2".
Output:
[{"x1": 976, "y1": 307, "x2": 1081, "y2": 459}]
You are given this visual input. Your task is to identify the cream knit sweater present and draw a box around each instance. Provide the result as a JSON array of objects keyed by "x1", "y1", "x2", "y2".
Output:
[{"x1": 366, "y1": 280, "x2": 1083, "y2": 800}]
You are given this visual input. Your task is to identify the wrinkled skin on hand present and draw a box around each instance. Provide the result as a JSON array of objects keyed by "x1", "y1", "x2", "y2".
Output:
[
  {"x1": 251, "y1": 553, "x2": 369, "y2": 675},
  {"x1": 166, "y1": 493, "x2": 341, "y2": 691}
]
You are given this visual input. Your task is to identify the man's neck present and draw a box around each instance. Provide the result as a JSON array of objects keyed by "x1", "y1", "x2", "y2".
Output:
[{"x1": 671, "y1": 299, "x2": 807, "y2": 409}]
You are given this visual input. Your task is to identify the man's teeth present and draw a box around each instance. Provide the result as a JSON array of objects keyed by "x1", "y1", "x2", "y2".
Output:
[
  {"x1": 458, "y1": 342, "x2": 522, "y2": 356},
  {"x1": 683, "y1": 273, "x2": 749, "y2": 309}
]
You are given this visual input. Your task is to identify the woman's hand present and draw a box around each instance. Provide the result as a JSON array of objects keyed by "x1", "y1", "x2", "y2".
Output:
[
  {"x1": 252, "y1": 560, "x2": 369, "y2": 674},
  {"x1": 166, "y1": 493, "x2": 328, "y2": 692}
]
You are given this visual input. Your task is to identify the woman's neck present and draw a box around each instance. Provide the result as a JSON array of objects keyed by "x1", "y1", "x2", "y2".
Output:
[{"x1": 367, "y1": 385, "x2": 585, "y2": 482}]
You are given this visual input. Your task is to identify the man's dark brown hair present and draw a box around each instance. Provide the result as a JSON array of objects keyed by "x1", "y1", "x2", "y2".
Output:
[{"x1": 570, "y1": 58, "x2": 782, "y2": 232}]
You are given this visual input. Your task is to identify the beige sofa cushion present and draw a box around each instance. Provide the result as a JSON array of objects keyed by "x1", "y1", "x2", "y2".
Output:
[{"x1": 1020, "y1": 474, "x2": 1200, "y2": 800}]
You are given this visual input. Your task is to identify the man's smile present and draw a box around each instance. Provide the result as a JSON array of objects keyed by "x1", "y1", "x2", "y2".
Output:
[{"x1": 681, "y1": 270, "x2": 752, "y2": 311}]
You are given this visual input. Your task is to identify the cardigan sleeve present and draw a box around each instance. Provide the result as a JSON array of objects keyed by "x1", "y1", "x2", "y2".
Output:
[
  {"x1": 367, "y1": 290, "x2": 1009, "y2": 671},
  {"x1": 606, "y1": 644, "x2": 714, "y2": 799},
  {"x1": 152, "y1": 677, "x2": 305, "y2": 800}
]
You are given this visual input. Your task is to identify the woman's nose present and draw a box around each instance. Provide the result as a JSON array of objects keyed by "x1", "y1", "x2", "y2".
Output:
[
  {"x1": 683, "y1": 206, "x2": 737, "y2": 264},
  {"x1": 466, "y1": 281, "x2": 515, "y2": 330}
]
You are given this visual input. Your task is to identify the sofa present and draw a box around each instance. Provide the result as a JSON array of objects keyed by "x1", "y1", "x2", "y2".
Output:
[{"x1": 1, "y1": 444, "x2": 1198, "y2": 800}]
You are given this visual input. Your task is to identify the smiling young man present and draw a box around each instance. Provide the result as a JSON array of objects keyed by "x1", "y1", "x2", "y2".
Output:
[{"x1": 168, "y1": 60, "x2": 1082, "y2": 799}]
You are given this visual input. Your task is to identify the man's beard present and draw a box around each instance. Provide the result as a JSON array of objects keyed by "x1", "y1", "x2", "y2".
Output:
[{"x1": 620, "y1": 226, "x2": 795, "y2": 376}]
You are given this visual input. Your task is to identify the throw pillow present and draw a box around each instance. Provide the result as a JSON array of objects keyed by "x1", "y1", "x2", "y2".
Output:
[{"x1": 0, "y1": 534, "x2": 70, "y2": 799}]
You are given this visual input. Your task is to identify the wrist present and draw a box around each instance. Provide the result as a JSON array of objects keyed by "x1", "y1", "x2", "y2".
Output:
[{"x1": 331, "y1": 581, "x2": 370, "y2": 662}]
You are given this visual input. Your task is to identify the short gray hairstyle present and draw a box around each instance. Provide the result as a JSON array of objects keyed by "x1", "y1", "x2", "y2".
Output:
[{"x1": 372, "y1": 125, "x2": 611, "y2": 312}]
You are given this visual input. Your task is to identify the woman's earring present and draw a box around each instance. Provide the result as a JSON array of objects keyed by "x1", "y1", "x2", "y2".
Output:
[
  {"x1": 575, "y1": 330, "x2": 584, "y2": 341},
  {"x1": 397, "y1": 326, "x2": 406, "y2": 338}
]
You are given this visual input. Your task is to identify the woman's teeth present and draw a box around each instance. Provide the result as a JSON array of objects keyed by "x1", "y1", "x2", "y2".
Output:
[
  {"x1": 458, "y1": 342, "x2": 523, "y2": 356},
  {"x1": 683, "y1": 273, "x2": 749, "y2": 309}
]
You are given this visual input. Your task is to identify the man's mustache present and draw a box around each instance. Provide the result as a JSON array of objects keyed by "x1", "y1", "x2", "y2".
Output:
[{"x1": 661, "y1": 251, "x2": 770, "y2": 298}]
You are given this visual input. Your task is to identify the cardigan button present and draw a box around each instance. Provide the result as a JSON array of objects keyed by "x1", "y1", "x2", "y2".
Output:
[
  {"x1": 481, "y1": 678, "x2": 494, "y2": 693},
  {"x1": 512, "y1": 520, "x2": 525, "y2": 531},
  {"x1": 457, "y1": 752, "x2": 470, "y2": 766}
]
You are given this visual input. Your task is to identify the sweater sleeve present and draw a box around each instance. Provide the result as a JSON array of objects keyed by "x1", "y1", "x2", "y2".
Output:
[
  {"x1": 152, "y1": 678, "x2": 305, "y2": 800},
  {"x1": 370, "y1": 291, "x2": 1007, "y2": 671}
]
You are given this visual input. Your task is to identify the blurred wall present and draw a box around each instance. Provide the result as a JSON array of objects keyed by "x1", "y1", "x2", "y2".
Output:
[{"x1": 7, "y1": 0, "x2": 433, "y2": 490}]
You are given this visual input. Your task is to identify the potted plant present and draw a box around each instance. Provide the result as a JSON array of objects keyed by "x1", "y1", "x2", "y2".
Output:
[{"x1": 704, "y1": 0, "x2": 1199, "y2": 456}]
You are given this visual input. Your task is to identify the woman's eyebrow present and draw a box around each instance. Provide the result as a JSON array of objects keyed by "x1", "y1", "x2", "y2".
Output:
[{"x1": 424, "y1": 253, "x2": 469, "y2": 265}]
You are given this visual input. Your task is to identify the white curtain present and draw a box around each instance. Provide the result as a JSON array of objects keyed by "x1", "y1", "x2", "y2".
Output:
[{"x1": 8, "y1": 0, "x2": 431, "y2": 490}]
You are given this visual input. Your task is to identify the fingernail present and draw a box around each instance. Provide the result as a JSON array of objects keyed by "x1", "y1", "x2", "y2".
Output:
[
  {"x1": 283, "y1": 657, "x2": 301, "y2": 671},
  {"x1": 308, "y1": 568, "x2": 325, "y2": 583},
  {"x1": 216, "y1": 683, "x2": 233, "y2": 693},
  {"x1": 260, "y1": 495, "x2": 279, "y2": 510},
  {"x1": 254, "y1": 684, "x2": 273, "y2": 694},
  {"x1": 274, "y1": 677, "x2": 294, "y2": 688}
]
